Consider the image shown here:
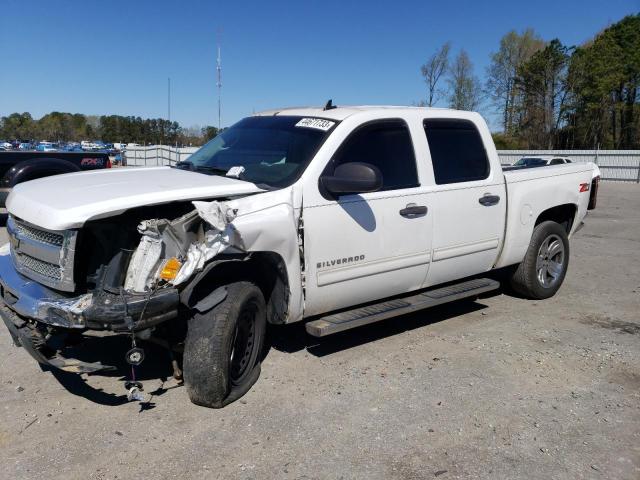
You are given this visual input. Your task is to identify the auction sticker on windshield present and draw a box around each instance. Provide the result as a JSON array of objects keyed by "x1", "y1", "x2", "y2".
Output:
[{"x1": 295, "y1": 118, "x2": 335, "y2": 131}]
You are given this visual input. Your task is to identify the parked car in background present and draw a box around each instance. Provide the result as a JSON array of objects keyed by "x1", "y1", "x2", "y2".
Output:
[
  {"x1": 18, "y1": 143, "x2": 33, "y2": 150},
  {"x1": 512, "y1": 156, "x2": 573, "y2": 167},
  {"x1": 102, "y1": 143, "x2": 118, "y2": 155},
  {"x1": 36, "y1": 142, "x2": 58, "y2": 152},
  {"x1": 0, "y1": 141, "x2": 12, "y2": 151},
  {"x1": 62, "y1": 144, "x2": 83, "y2": 152},
  {"x1": 80, "y1": 140, "x2": 103, "y2": 151},
  {"x1": 510, "y1": 155, "x2": 601, "y2": 182}
]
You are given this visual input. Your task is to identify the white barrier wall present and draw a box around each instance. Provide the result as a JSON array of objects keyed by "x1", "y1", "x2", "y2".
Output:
[
  {"x1": 125, "y1": 146, "x2": 640, "y2": 182},
  {"x1": 123, "y1": 146, "x2": 199, "y2": 166}
]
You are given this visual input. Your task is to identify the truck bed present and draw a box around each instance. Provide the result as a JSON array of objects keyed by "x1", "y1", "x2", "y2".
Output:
[
  {"x1": 496, "y1": 162, "x2": 595, "y2": 269},
  {"x1": 0, "y1": 150, "x2": 111, "y2": 178}
]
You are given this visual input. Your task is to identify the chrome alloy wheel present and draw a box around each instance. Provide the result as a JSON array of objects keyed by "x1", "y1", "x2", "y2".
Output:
[{"x1": 536, "y1": 234, "x2": 565, "y2": 288}]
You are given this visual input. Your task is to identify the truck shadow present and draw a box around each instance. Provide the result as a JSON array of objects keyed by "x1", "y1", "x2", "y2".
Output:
[
  {"x1": 269, "y1": 296, "x2": 494, "y2": 358},
  {"x1": 46, "y1": 292, "x2": 502, "y2": 407}
]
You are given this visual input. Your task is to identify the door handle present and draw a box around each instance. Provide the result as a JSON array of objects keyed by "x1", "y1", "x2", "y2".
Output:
[
  {"x1": 399, "y1": 203, "x2": 428, "y2": 218},
  {"x1": 479, "y1": 194, "x2": 500, "y2": 206}
]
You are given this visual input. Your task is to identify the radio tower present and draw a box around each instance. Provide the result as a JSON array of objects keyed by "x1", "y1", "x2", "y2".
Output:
[{"x1": 216, "y1": 44, "x2": 222, "y2": 130}]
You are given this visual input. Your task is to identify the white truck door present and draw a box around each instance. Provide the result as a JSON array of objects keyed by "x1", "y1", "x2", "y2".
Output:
[
  {"x1": 421, "y1": 118, "x2": 506, "y2": 287},
  {"x1": 302, "y1": 119, "x2": 433, "y2": 317}
]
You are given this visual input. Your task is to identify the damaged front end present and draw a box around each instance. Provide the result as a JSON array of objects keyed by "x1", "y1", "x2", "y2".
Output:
[
  {"x1": 124, "y1": 200, "x2": 245, "y2": 292},
  {"x1": 0, "y1": 199, "x2": 248, "y2": 375}
]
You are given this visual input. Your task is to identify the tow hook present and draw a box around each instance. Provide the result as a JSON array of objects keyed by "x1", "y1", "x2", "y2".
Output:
[
  {"x1": 121, "y1": 287, "x2": 147, "y2": 402},
  {"x1": 124, "y1": 345, "x2": 145, "y2": 402},
  {"x1": 126, "y1": 346, "x2": 145, "y2": 365},
  {"x1": 125, "y1": 380, "x2": 144, "y2": 402}
]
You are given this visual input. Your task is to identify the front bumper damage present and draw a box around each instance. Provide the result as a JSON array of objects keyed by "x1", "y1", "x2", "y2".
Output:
[
  {"x1": 1, "y1": 304, "x2": 115, "y2": 373},
  {"x1": 0, "y1": 251, "x2": 179, "y2": 331},
  {"x1": 0, "y1": 251, "x2": 179, "y2": 372},
  {"x1": 0, "y1": 197, "x2": 257, "y2": 376}
]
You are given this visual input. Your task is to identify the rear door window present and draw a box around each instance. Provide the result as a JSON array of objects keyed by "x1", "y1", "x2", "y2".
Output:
[{"x1": 423, "y1": 119, "x2": 489, "y2": 184}]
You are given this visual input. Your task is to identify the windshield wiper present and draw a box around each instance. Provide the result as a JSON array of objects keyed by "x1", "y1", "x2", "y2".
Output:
[
  {"x1": 194, "y1": 165, "x2": 229, "y2": 176},
  {"x1": 173, "y1": 161, "x2": 228, "y2": 176},
  {"x1": 174, "y1": 160, "x2": 194, "y2": 170}
]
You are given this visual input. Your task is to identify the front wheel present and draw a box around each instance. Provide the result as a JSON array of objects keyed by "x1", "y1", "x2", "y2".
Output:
[
  {"x1": 509, "y1": 221, "x2": 570, "y2": 299},
  {"x1": 184, "y1": 281, "x2": 266, "y2": 408}
]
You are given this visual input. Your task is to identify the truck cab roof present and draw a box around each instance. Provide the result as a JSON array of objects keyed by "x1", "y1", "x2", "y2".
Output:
[{"x1": 253, "y1": 105, "x2": 466, "y2": 121}]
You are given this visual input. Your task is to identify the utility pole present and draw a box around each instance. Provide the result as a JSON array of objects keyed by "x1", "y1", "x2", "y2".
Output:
[
  {"x1": 168, "y1": 77, "x2": 171, "y2": 123},
  {"x1": 216, "y1": 45, "x2": 222, "y2": 130}
]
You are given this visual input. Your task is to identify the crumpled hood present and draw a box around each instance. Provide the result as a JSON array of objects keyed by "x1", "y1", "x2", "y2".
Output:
[{"x1": 6, "y1": 166, "x2": 264, "y2": 230}]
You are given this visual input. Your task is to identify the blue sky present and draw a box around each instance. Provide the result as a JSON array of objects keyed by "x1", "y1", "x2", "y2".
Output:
[{"x1": 1, "y1": 0, "x2": 637, "y2": 130}]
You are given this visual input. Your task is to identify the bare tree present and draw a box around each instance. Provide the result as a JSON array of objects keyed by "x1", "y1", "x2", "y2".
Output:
[
  {"x1": 420, "y1": 42, "x2": 451, "y2": 107},
  {"x1": 447, "y1": 50, "x2": 481, "y2": 111},
  {"x1": 485, "y1": 29, "x2": 545, "y2": 134},
  {"x1": 516, "y1": 39, "x2": 572, "y2": 148}
]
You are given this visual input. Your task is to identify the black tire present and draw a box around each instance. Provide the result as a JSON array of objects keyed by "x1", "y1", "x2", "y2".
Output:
[
  {"x1": 184, "y1": 281, "x2": 266, "y2": 408},
  {"x1": 509, "y1": 221, "x2": 570, "y2": 300}
]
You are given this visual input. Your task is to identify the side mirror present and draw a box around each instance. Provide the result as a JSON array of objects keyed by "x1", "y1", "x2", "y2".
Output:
[{"x1": 320, "y1": 162, "x2": 383, "y2": 196}]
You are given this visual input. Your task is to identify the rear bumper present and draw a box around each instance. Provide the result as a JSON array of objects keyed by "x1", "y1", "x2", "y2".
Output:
[{"x1": 0, "y1": 249, "x2": 179, "y2": 331}]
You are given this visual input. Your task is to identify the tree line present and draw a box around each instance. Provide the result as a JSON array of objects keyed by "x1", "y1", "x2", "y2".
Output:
[
  {"x1": 0, "y1": 111, "x2": 219, "y2": 146},
  {"x1": 420, "y1": 14, "x2": 639, "y2": 149}
]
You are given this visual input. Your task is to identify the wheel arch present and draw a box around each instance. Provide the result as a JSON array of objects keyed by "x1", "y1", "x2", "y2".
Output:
[
  {"x1": 534, "y1": 203, "x2": 578, "y2": 234},
  {"x1": 3, "y1": 157, "x2": 81, "y2": 188},
  {"x1": 180, "y1": 251, "x2": 290, "y2": 324}
]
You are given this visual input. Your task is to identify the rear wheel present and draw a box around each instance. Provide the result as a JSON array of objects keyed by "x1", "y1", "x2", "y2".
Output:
[
  {"x1": 509, "y1": 221, "x2": 570, "y2": 299},
  {"x1": 184, "y1": 281, "x2": 266, "y2": 408}
]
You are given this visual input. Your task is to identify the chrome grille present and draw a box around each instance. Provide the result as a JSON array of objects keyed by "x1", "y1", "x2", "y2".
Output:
[
  {"x1": 16, "y1": 253, "x2": 62, "y2": 280},
  {"x1": 7, "y1": 216, "x2": 77, "y2": 292},
  {"x1": 13, "y1": 220, "x2": 64, "y2": 246}
]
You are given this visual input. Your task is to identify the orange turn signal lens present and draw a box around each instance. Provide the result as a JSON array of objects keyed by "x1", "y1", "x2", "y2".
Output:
[{"x1": 159, "y1": 257, "x2": 182, "y2": 281}]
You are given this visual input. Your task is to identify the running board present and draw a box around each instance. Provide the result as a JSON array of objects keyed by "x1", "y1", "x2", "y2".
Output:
[{"x1": 305, "y1": 278, "x2": 500, "y2": 337}]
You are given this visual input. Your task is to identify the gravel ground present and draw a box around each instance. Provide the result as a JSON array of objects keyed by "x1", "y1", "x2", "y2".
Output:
[{"x1": 0, "y1": 183, "x2": 638, "y2": 480}]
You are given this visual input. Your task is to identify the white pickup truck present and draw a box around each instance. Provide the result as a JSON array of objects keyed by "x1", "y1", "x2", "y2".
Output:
[{"x1": 0, "y1": 106, "x2": 599, "y2": 407}]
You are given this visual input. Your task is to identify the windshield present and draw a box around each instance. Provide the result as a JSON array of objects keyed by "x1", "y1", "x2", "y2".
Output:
[
  {"x1": 184, "y1": 115, "x2": 336, "y2": 188},
  {"x1": 513, "y1": 157, "x2": 548, "y2": 167}
]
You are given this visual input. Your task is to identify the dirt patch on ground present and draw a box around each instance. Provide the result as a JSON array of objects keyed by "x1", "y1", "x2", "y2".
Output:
[{"x1": 581, "y1": 314, "x2": 640, "y2": 335}]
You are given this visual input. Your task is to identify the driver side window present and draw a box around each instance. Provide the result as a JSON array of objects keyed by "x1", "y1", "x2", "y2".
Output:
[{"x1": 331, "y1": 120, "x2": 419, "y2": 191}]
